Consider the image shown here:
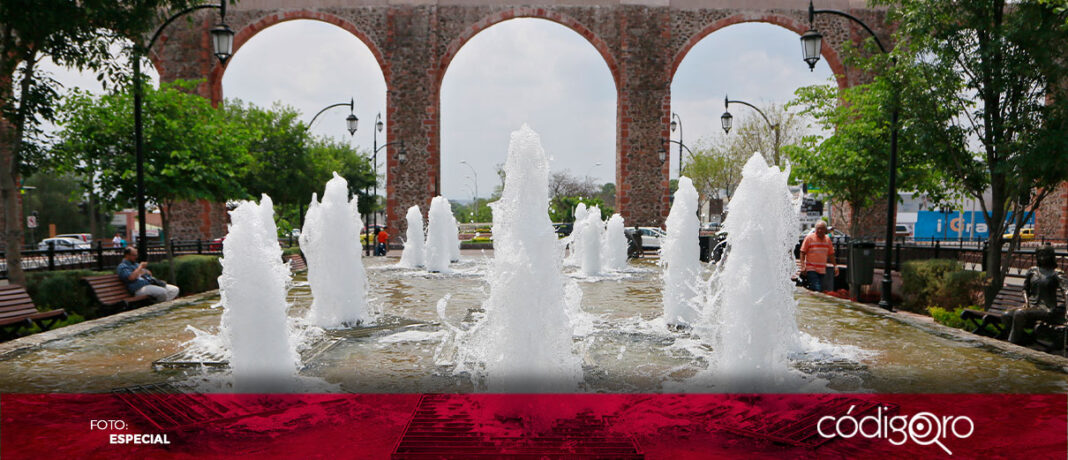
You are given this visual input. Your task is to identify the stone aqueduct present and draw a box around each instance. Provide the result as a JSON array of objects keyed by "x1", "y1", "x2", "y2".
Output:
[{"x1": 149, "y1": 0, "x2": 890, "y2": 238}]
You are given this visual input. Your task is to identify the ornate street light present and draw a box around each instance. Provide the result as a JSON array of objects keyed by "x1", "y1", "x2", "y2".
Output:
[
  {"x1": 133, "y1": 0, "x2": 231, "y2": 261},
  {"x1": 308, "y1": 98, "x2": 358, "y2": 135},
  {"x1": 802, "y1": 0, "x2": 899, "y2": 311},
  {"x1": 657, "y1": 145, "x2": 667, "y2": 163},
  {"x1": 363, "y1": 112, "x2": 404, "y2": 255},
  {"x1": 720, "y1": 110, "x2": 733, "y2": 134},
  {"x1": 722, "y1": 95, "x2": 782, "y2": 165}
]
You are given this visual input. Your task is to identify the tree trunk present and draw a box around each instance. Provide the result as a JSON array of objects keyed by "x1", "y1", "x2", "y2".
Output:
[
  {"x1": 1, "y1": 53, "x2": 37, "y2": 285},
  {"x1": 161, "y1": 202, "x2": 175, "y2": 283},
  {"x1": 984, "y1": 178, "x2": 1006, "y2": 308}
]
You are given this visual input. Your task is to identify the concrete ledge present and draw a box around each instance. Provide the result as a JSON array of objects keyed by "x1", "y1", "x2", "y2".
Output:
[
  {"x1": 0, "y1": 289, "x2": 220, "y2": 360},
  {"x1": 801, "y1": 289, "x2": 1068, "y2": 371}
]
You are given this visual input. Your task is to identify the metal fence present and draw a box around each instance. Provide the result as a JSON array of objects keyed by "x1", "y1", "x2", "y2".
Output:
[
  {"x1": 0, "y1": 237, "x2": 299, "y2": 280},
  {"x1": 830, "y1": 240, "x2": 1068, "y2": 276}
]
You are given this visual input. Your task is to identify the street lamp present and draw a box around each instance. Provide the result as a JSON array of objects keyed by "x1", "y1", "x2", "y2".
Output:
[
  {"x1": 133, "y1": 0, "x2": 232, "y2": 262},
  {"x1": 802, "y1": 0, "x2": 899, "y2": 311},
  {"x1": 657, "y1": 145, "x2": 667, "y2": 164},
  {"x1": 364, "y1": 112, "x2": 405, "y2": 256},
  {"x1": 670, "y1": 112, "x2": 684, "y2": 177},
  {"x1": 307, "y1": 98, "x2": 358, "y2": 135},
  {"x1": 586, "y1": 162, "x2": 602, "y2": 179},
  {"x1": 460, "y1": 160, "x2": 478, "y2": 199},
  {"x1": 721, "y1": 95, "x2": 782, "y2": 166}
]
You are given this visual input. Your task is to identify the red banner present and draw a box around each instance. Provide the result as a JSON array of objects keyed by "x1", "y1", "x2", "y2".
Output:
[{"x1": 2, "y1": 393, "x2": 1065, "y2": 459}]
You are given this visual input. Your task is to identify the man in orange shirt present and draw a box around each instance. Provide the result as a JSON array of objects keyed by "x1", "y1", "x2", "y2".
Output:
[
  {"x1": 799, "y1": 221, "x2": 838, "y2": 292},
  {"x1": 376, "y1": 226, "x2": 390, "y2": 256}
]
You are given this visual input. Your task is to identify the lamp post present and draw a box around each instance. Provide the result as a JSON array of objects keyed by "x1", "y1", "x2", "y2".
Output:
[
  {"x1": 307, "y1": 98, "x2": 358, "y2": 134},
  {"x1": 459, "y1": 160, "x2": 478, "y2": 199},
  {"x1": 670, "y1": 113, "x2": 684, "y2": 177},
  {"x1": 364, "y1": 112, "x2": 405, "y2": 256},
  {"x1": 801, "y1": 0, "x2": 898, "y2": 311},
  {"x1": 585, "y1": 162, "x2": 602, "y2": 179},
  {"x1": 133, "y1": 0, "x2": 233, "y2": 261},
  {"x1": 721, "y1": 95, "x2": 782, "y2": 167}
]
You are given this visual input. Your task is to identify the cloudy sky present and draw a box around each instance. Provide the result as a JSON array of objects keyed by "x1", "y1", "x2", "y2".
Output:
[{"x1": 41, "y1": 18, "x2": 834, "y2": 202}]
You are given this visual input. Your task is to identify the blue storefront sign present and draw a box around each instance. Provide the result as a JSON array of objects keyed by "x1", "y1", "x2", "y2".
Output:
[{"x1": 913, "y1": 211, "x2": 1034, "y2": 241}]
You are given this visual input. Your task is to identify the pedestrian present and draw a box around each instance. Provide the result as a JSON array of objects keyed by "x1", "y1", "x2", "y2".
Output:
[
  {"x1": 116, "y1": 247, "x2": 179, "y2": 303},
  {"x1": 631, "y1": 225, "x2": 643, "y2": 258},
  {"x1": 112, "y1": 232, "x2": 125, "y2": 248},
  {"x1": 798, "y1": 221, "x2": 838, "y2": 292},
  {"x1": 376, "y1": 226, "x2": 390, "y2": 256}
]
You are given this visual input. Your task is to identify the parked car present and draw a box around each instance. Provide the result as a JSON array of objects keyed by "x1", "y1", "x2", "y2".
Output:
[
  {"x1": 894, "y1": 224, "x2": 912, "y2": 241},
  {"x1": 55, "y1": 233, "x2": 92, "y2": 243},
  {"x1": 553, "y1": 222, "x2": 574, "y2": 237},
  {"x1": 37, "y1": 237, "x2": 90, "y2": 251},
  {"x1": 1002, "y1": 227, "x2": 1036, "y2": 240},
  {"x1": 637, "y1": 227, "x2": 666, "y2": 250}
]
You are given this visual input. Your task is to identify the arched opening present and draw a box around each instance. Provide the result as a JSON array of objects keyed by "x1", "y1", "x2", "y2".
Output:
[{"x1": 439, "y1": 17, "x2": 617, "y2": 222}]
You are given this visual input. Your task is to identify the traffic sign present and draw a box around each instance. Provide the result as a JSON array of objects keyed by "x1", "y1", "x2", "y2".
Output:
[{"x1": 26, "y1": 216, "x2": 37, "y2": 228}]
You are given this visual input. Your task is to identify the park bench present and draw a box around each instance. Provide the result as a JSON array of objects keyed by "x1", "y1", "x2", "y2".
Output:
[
  {"x1": 82, "y1": 275, "x2": 152, "y2": 310},
  {"x1": 0, "y1": 284, "x2": 68, "y2": 339},
  {"x1": 960, "y1": 283, "x2": 1066, "y2": 352}
]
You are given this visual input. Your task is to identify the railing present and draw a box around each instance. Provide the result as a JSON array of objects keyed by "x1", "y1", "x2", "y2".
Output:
[
  {"x1": 830, "y1": 240, "x2": 1068, "y2": 276},
  {"x1": 0, "y1": 237, "x2": 300, "y2": 279}
]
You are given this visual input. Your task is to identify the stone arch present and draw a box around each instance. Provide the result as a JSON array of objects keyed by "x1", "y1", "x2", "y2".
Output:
[
  {"x1": 672, "y1": 14, "x2": 849, "y2": 90},
  {"x1": 437, "y1": 8, "x2": 621, "y2": 92},
  {"x1": 205, "y1": 10, "x2": 390, "y2": 106}
]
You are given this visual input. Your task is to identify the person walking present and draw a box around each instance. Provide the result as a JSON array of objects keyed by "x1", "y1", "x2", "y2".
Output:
[
  {"x1": 798, "y1": 221, "x2": 838, "y2": 292},
  {"x1": 376, "y1": 226, "x2": 390, "y2": 256}
]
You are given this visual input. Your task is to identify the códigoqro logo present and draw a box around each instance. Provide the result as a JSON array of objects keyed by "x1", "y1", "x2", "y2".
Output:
[{"x1": 817, "y1": 405, "x2": 974, "y2": 455}]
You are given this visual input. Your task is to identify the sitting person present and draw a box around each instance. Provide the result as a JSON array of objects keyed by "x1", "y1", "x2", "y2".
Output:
[
  {"x1": 116, "y1": 247, "x2": 179, "y2": 303},
  {"x1": 1003, "y1": 244, "x2": 1067, "y2": 344}
]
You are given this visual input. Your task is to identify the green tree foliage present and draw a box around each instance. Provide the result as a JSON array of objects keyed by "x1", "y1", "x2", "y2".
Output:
[
  {"x1": 20, "y1": 172, "x2": 114, "y2": 243},
  {"x1": 682, "y1": 138, "x2": 746, "y2": 218},
  {"x1": 54, "y1": 79, "x2": 250, "y2": 260},
  {"x1": 452, "y1": 198, "x2": 493, "y2": 223},
  {"x1": 875, "y1": 0, "x2": 1068, "y2": 301},
  {"x1": 0, "y1": 0, "x2": 195, "y2": 283}
]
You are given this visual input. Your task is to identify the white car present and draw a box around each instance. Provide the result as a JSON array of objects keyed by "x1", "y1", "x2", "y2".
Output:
[
  {"x1": 637, "y1": 227, "x2": 666, "y2": 250},
  {"x1": 37, "y1": 237, "x2": 91, "y2": 251}
]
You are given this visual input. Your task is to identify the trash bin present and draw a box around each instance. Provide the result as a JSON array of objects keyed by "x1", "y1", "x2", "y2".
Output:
[{"x1": 848, "y1": 241, "x2": 876, "y2": 286}]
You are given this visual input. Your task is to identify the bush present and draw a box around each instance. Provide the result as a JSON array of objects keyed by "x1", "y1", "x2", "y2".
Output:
[
  {"x1": 25, "y1": 269, "x2": 111, "y2": 318},
  {"x1": 147, "y1": 255, "x2": 222, "y2": 295},
  {"x1": 901, "y1": 259, "x2": 985, "y2": 312},
  {"x1": 282, "y1": 247, "x2": 302, "y2": 257},
  {"x1": 928, "y1": 306, "x2": 1001, "y2": 335},
  {"x1": 467, "y1": 237, "x2": 493, "y2": 244}
]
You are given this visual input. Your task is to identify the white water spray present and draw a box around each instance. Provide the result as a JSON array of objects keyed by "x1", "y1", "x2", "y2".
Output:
[
  {"x1": 398, "y1": 205, "x2": 426, "y2": 268},
  {"x1": 449, "y1": 214, "x2": 462, "y2": 262},
  {"x1": 702, "y1": 153, "x2": 803, "y2": 387},
  {"x1": 579, "y1": 206, "x2": 603, "y2": 276},
  {"x1": 425, "y1": 196, "x2": 456, "y2": 273},
  {"x1": 662, "y1": 177, "x2": 703, "y2": 327},
  {"x1": 219, "y1": 194, "x2": 299, "y2": 390},
  {"x1": 457, "y1": 124, "x2": 583, "y2": 391},
  {"x1": 300, "y1": 173, "x2": 371, "y2": 328},
  {"x1": 601, "y1": 214, "x2": 628, "y2": 271}
]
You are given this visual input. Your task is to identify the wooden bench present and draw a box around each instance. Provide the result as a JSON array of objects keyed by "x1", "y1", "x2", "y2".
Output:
[
  {"x1": 961, "y1": 283, "x2": 1066, "y2": 352},
  {"x1": 82, "y1": 275, "x2": 152, "y2": 310},
  {"x1": 0, "y1": 285, "x2": 67, "y2": 339}
]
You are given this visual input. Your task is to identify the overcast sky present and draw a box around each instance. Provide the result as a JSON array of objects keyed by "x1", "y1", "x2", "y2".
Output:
[{"x1": 41, "y1": 18, "x2": 834, "y2": 202}]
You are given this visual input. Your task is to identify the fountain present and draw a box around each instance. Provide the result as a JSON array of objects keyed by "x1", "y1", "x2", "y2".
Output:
[
  {"x1": 456, "y1": 124, "x2": 583, "y2": 392},
  {"x1": 700, "y1": 153, "x2": 804, "y2": 388},
  {"x1": 449, "y1": 214, "x2": 462, "y2": 263},
  {"x1": 219, "y1": 194, "x2": 299, "y2": 390},
  {"x1": 564, "y1": 203, "x2": 589, "y2": 266},
  {"x1": 300, "y1": 173, "x2": 372, "y2": 328},
  {"x1": 425, "y1": 196, "x2": 456, "y2": 273},
  {"x1": 661, "y1": 177, "x2": 703, "y2": 327},
  {"x1": 601, "y1": 214, "x2": 628, "y2": 271},
  {"x1": 579, "y1": 206, "x2": 603, "y2": 276},
  {"x1": 398, "y1": 205, "x2": 426, "y2": 269}
]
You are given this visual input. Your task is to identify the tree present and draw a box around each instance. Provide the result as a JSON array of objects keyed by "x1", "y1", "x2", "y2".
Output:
[
  {"x1": 305, "y1": 136, "x2": 376, "y2": 215},
  {"x1": 21, "y1": 172, "x2": 101, "y2": 243},
  {"x1": 875, "y1": 0, "x2": 1068, "y2": 302},
  {"x1": 54, "y1": 79, "x2": 250, "y2": 266},
  {"x1": 223, "y1": 100, "x2": 312, "y2": 208},
  {"x1": 1, "y1": 0, "x2": 194, "y2": 283},
  {"x1": 681, "y1": 138, "x2": 746, "y2": 219},
  {"x1": 723, "y1": 102, "x2": 809, "y2": 168}
]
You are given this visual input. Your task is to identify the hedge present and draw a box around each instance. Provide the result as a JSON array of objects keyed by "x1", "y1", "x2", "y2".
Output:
[
  {"x1": 901, "y1": 259, "x2": 985, "y2": 313},
  {"x1": 147, "y1": 255, "x2": 222, "y2": 295}
]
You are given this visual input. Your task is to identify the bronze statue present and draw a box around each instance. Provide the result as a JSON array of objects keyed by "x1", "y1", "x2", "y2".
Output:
[{"x1": 1003, "y1": 245, "x2": 1068, "y2": 344}]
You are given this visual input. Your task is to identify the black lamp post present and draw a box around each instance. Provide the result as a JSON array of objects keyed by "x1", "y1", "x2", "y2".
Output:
[
  {"x1": 133, "y1": 0, "x2": 233, "y2": 261},
  {"x1": 307, "y1": 98, "x2": 358, "y2": 134},
  {"x1": 801, "y1": 0, "x2": 898, "y2": 311},
  {"x1": 721, "y1": 95, "x2": 782, "y2": 166},
  {"x1": 364, "y1": 112, "x2": 405, "y2": 256},
  {"x1": 670, "y1": 112, "x2": 684, "y2": 177}
]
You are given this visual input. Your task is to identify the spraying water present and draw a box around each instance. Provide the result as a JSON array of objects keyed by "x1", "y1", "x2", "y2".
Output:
[
  {"x1": 300, "y1": 173, "x2": 371, "y2": 328},
  {"x1": 601, "y1": 214, "x2": 628, "y2": 271},
  {"x1": 701, "y1": 153, "x2": 803, "y2": 387},
  {"x1": 564, "y1": 203, "x2": 589, "y2": 266},
  {"x1": 425, "y1": 196, "x2": 456, "y2": 273},
  {"x1": 457, "y1": 124, "x2": 583, "y2": 391},
  {"x1": 449, "y1": 214, "x2": 462, "y2": 262},
  {"x1": 661, "y1": 177, "x2": 703, "y2": 327},
  {"x1": 579, "y1": 206, "x2": 603, "y2": 276},
  {"x1": 219, "y1": 194, "x2": 299, "y2": 390},
  {"x1": 398, "y1": 205, "x2": 426, "y2": 268}
]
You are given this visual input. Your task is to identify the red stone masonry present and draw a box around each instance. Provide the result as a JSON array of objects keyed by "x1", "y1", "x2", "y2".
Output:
[{"x1": 142, "y1": 1, "x2": 894, "y2": 240}]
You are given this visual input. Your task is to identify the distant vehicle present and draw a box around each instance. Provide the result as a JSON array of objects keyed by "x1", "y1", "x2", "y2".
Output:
[
  {"x1": 37, "y1": 237, "x2": 90, "y2": 251},
  {"x1": 701, "y1": 222, "x2": 721, "y2": 232},
  {"x1": 55, "y1": 233, "x2": 92, "y2": 243},
  {"x1": 208, "y1": 236, "x2": 226, "y2": 251},
  {"x1": 553, "y1": 222, "x2": 574, "y2": 237},
  {"x1": 894, "y1": 224, "x2": 912, "y2": 241},
  {"x1": 1002, "y1": 228, "x2": 1036, "y2": 240},
  {"x1": 637, "y1": 227, "x2": 666, "y2": 250}
]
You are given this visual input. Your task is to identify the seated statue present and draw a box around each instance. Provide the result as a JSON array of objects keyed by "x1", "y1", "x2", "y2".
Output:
[{"x1": 1003, "y1": 245, "x2": 1068, "y2": 344}]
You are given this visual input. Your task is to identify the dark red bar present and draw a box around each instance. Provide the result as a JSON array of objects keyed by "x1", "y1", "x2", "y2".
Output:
[{"x1": 2, "y1": 393, "x2": 1064, "y2": 459}]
